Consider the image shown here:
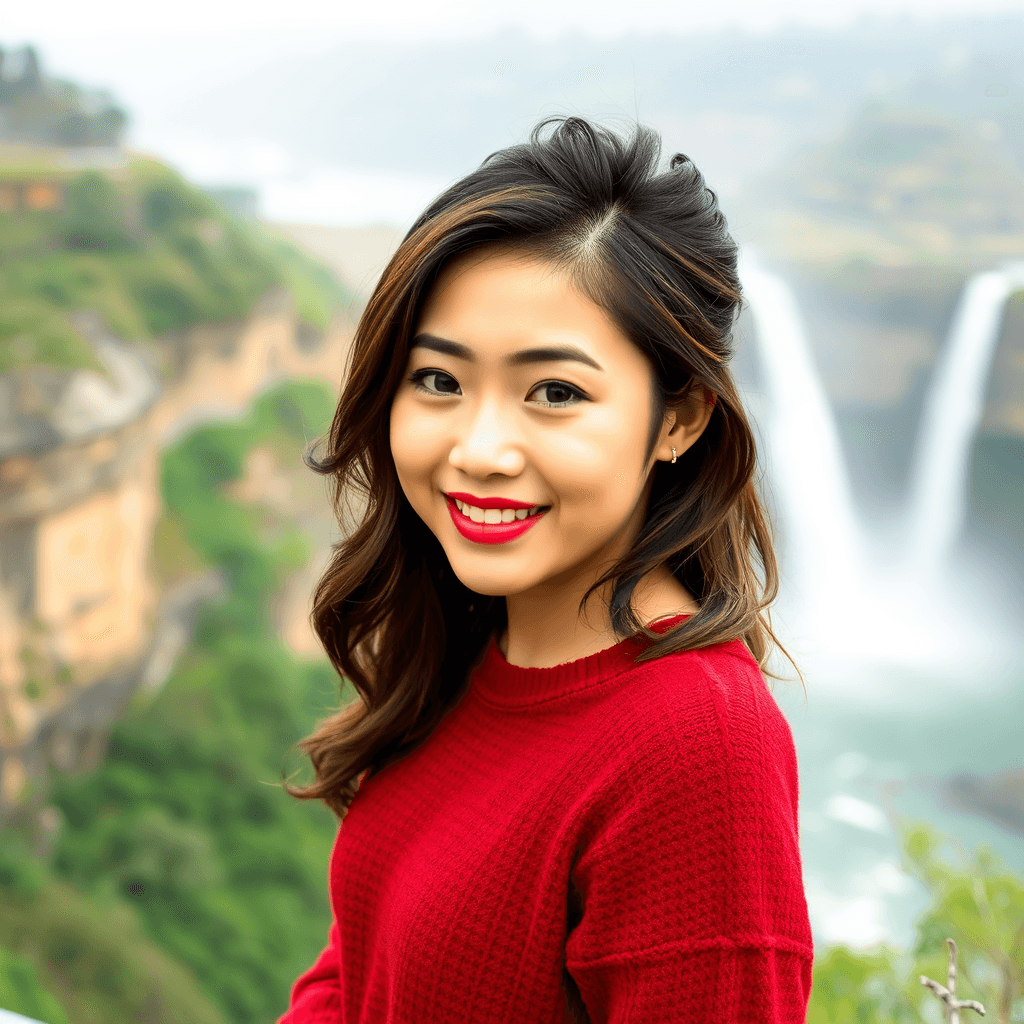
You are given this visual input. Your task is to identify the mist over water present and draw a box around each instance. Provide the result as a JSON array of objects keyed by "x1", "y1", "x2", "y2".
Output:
[{"x1": 736, "y1": 252, "x2": 1024, "y2": 950}]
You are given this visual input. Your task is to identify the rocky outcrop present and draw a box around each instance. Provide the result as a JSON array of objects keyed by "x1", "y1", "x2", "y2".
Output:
[
  {"x1": 0, "y1": 290, "x2": 355, "y2": 822},
  {"x1": 940, "y1": 768, "x2": 1024, "y2": 838}
]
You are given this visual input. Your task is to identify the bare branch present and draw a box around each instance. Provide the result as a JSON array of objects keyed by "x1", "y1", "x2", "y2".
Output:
[{"x1": 921, "y1": 939, "x2": 987, "y2": 1023}]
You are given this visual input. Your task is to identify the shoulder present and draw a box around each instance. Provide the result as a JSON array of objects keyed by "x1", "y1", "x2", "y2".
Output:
[
  {"x1": 615, "y1": 637, "x2": 799, "y2": 793},
  {"x1": 626, "y1": 635, "x2": 779, "y2": 727}
]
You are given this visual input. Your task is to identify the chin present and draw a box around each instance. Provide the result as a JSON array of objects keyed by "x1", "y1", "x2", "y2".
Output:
[{"x1": 446, "y1": 561, "x2": 536, "y2": 599}]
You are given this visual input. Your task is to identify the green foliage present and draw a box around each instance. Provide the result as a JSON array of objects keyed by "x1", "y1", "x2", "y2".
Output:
[
  {"x1": 59, "y1": 171, "x2": 138, "y2": 252},
  {"x1": 0, "y1": 295, "x2": 108, "y2": 376},
  {"x1": 0, "y1": 379, "x2": 348, "y2": 1024},
  {"x1": 0, "y1": 840, "x2": 46, "y2": 900},
  {"x1": 808, "y1": 944, "x2": 921, "y2": 1024},
  {"x1": 0, "y1": 45, "x2": 128, "y2": 148},
  {"x1": 901, "y1": 821, "x2": 1024, "y2": 1023},
  {"x1": 0, "y1": 157, "x2": 351, "y2": 373},
  {"x1": 0, "y1": 944, "x2": 71, "y2": 1024},
  {"x1": 0, "y1": 834, "x2": 227, "y2": 1024},
  {"x1": 807, "y1": 819, "x2": 1024, "y2": 1024}
]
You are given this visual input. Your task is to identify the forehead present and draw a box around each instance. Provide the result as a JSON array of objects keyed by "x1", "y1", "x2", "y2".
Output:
[{"x1": 416, "y1": 247, "x2": 636, "y2": 359}]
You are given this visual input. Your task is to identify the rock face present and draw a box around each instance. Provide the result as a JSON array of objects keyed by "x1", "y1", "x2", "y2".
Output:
[
  {"x1": 940, "y1": 769, "x2": 1024, "y2": 838},
  {"x1": 0, "y1": 289, "x2": 355, "y2": 820}
]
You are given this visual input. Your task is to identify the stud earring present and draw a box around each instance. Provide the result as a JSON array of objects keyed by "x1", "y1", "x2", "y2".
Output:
[{"x1": 671, "y1": 447, "x2": 677, "y2": 464}]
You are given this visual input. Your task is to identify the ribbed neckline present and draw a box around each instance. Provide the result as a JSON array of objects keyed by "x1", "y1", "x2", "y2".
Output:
[{"x1": 471, "y1": 613, "x2": 692, "y2": 708}]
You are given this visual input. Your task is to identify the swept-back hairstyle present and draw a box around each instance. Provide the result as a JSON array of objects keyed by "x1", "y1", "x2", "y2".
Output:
[{"x1": 284, "y1": 115, "x2": 799, "y2": 821}]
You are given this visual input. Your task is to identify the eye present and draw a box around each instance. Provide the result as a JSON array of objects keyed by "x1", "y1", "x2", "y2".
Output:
[
  {"x1": 527, "y1": 381, "x2": 588, "y2": 408},
  {"x1": 409, "y1": 368, "x2": 461, "y2": 396}
]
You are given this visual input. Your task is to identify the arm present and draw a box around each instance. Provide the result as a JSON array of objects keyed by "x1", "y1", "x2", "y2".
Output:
[
  {"x1": 278, "y1": 778, "x2": 370, "y2": 1023},
  {"x1": 564, "y1": 653, "x2": 814, "y2": 1022}
]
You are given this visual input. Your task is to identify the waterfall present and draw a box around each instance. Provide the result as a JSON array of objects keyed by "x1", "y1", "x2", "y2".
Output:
[
  {"x1": 737, "y1": 249, "x2": 867, "y2": 610},
  {"x1": 904, "y1": 262, "x2": 1024, "y2": 579}
]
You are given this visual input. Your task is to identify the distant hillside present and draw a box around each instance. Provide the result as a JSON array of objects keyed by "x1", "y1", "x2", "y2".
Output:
[
  {"x1": 744, "y1": 102, "x2": 1024, "y2": 274},
  {"x1": 1, "y1": 381, "x2": 346, "y2": 1024},
  {"x1": 0, "y1": 151, "x2": 350, "y2": 377},
  {"x1": 143, "y1": 14, "x2": 1024, "y2": 209}
]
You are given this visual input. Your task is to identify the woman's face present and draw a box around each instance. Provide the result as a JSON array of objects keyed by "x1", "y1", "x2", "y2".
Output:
[{"x1": 389, "y1": 247, "x2": 675, "y2": 601}]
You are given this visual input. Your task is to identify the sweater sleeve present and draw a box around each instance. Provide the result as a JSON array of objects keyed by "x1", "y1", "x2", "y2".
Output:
[
  {"x1": 563, "y1": 651, "x2": 814, "y2": 1023},
  {"x1": 276, "y1": 918, "x2": 342, "y2": 1023}
]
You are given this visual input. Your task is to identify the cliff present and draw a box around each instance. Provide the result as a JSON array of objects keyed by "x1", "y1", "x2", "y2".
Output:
[{"x1": 0, "y1": 290, "x2": 355, "y2": 820}]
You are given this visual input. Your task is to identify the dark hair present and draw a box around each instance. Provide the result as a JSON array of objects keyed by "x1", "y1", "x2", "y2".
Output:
[{"x1": 283, "y1": 115, "x2": 800, "y2": 821}]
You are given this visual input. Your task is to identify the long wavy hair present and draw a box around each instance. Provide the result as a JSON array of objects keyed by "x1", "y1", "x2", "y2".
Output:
[{"x1": 283, "y1": 115, "x2": 801, "y2": 821}]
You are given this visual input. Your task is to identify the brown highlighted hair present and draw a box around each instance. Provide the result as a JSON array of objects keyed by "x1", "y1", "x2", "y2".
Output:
[{"x1": 284, "y1": 116, "x2": 800, "y2": 821}]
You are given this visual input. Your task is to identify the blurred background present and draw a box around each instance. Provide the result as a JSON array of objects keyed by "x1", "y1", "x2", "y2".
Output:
[{"x1": 0, "y1": 0, "x2": 1022, "y2": 1021}]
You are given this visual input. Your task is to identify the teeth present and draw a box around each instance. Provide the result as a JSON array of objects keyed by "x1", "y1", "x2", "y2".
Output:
[{"x1": 452, "y1": 498, "x2": 543, "y2": 523}]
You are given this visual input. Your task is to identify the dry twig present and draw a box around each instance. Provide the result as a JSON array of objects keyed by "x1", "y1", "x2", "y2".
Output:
[{"x1": 920, "y1": 938, "x2": 986, "y2": 1023}]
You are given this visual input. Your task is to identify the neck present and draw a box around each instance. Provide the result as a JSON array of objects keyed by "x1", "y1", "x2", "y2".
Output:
[{"x1": 500, "y1": 564, "x2": 698, "y2": 669}]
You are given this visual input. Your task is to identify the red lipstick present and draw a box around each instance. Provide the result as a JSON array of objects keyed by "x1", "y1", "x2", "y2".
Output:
[
  {"x1": 445, "y1": 492, "x2": 539, "y2": 509},
  {"x1": 444, "y1": 495, "x2": 548, "y2": 545}
]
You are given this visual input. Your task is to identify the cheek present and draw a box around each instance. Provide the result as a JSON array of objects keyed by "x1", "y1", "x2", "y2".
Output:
[
  {"x1": 389, "y1": 395, "x2": 444, "y2": 501},
  {"x1": 540, "y1": 404, "x2": 649, "y2": 514}
]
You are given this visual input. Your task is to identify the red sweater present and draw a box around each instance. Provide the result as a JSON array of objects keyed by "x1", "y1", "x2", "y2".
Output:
[{"x1": 278, "y1": 615, "x2": 814, "y2": 1023}]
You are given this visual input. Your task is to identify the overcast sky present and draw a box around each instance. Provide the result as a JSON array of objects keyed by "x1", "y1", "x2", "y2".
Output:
[
  {"x1": 4, "y1": 0, "x2": 1023, "y2": 224},
  {"x1": 6, "y1": 0, "x2": 1024, "y2": 42}
]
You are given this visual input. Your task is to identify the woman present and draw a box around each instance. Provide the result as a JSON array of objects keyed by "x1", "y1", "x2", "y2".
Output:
[{"x1": 279, "y1": 116, "x2": 813, "y2": 1023}]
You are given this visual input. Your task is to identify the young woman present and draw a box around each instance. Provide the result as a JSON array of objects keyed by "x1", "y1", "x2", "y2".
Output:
[{"x1": 279, "y1": 116, "x2": 813, "y2": 1023}]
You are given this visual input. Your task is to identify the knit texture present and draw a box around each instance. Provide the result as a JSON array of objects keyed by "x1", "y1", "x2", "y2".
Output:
[{"x1": 278, "y1": 615, "x2": 814, "y2": 1023}]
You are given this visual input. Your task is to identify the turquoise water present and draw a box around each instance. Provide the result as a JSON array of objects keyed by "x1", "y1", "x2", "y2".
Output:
[{"x1": 772, "y1": 652, "x2": 1024, "y2": 953}]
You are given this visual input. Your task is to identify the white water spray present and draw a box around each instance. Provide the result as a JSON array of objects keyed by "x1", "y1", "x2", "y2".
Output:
[
  {"x1": 905, "y1": 262, "x2": 1024, "y2": 579},
  {"x1": 737, "y1": 249, "x2": 868, "y2": 619}
]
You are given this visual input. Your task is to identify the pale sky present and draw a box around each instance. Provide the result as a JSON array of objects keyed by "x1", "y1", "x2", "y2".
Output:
[
  {"x1": 5, "y1": 0, "x2": 1024, "y2": 43},
  {"x1": 4, "y1": 0, "x2": 1022, "y2": 224}
]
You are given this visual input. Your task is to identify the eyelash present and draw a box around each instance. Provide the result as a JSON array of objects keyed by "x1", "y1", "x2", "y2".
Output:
[{"x1": 407, "y1": 369, "x2": 588, "y2": 408}]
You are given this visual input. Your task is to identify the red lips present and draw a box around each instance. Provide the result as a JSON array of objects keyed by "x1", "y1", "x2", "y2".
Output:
[
  {"x1": 444, "y1": 495, "x2": 548, "y2": 545},
  {"x1": 445, "y1": 491, "x2": 541, "y2": 510}
]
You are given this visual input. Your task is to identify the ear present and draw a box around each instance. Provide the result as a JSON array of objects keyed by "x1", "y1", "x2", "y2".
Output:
[{"x1": 655, "y1": 384, "x2": 715, "y2": 465}]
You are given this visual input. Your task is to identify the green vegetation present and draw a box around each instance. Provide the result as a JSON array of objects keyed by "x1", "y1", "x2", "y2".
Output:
[
  {"x1": 0, "y1": 159, "x2": 351, "y2": 376},
  {"x1": 0, "y1": 944, "x2": 70, "y2": 1024},
  {"x1": 807, "y1": 819, "x2": 1024, "y2": 1023},
  {"x1": 0, "y1": 379, "x2": 350, "y2": 1024}
]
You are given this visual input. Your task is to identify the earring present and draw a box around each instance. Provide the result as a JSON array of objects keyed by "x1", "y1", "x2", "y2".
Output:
[{"x1": 671, "y1": 447, "x2": 677, "y2": 464}]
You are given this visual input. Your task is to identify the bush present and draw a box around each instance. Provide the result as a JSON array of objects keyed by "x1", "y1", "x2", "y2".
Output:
[
  {"x1": 58, "y1": 171, "x2": 138, "y2": 253},
  {"x1": 0, "y1": 945, "x2": 71, "y2": 1024}
]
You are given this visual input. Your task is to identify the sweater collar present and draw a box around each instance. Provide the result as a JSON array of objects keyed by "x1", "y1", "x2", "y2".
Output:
[{"x1": 470, "y1": 614, "x2": 692, "y2": 708}]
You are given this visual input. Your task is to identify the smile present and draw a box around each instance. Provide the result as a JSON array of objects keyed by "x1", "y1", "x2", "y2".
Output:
[
  {"x1": 452, "y1": 498, "x2": 543, "y2": 523},
  {"x1": 444, "y1": 495, "x2": 550, "y2": 545}
]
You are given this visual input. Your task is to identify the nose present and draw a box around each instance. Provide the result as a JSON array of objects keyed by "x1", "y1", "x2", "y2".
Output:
[{"x1": 448, "y1": 395, "x2": 525, "y2": 478}]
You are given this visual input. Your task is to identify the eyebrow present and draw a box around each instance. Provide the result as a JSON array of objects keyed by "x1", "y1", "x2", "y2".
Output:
[{"x1": 410, "y1": 333, "x2": 604, "y2": 372}]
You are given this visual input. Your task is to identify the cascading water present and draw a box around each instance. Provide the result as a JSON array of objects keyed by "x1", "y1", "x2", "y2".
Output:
[
  {"x1": 737, "y1": 248, "x2": 868, "y2": 632},
  {"x1": 904, "y1": 262, "x2": 1024, "y2": 581},
  {"x1": 737, "y1": 250, "x2": 1023, "y2": 672}
]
